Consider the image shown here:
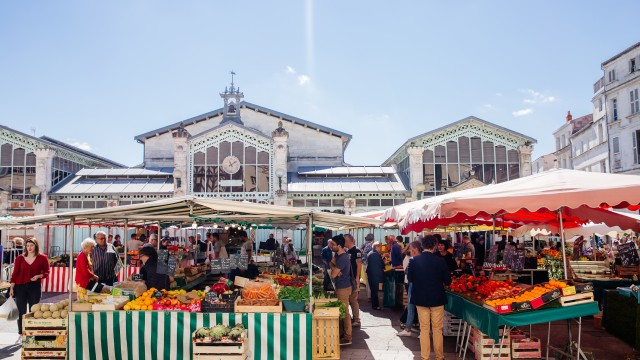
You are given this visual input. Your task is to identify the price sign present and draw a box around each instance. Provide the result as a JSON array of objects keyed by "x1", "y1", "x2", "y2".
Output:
[
  {"x1": 229, "y1": 257, "x2": 238, "y2": 269},
  {"x1": 157, "y1": 249, "x2": 169, "y2": 274},
  {"x1": 132, "y1": 273, "x2": 143, "y2": 281},
  {"x1": 511, "y1": 249, "x2": 526, "y2": 272},
  {"x1": 167, "y1": 255, "x2": 178, "y2": 276},
  {"x1": 211, "y1": 259, "x2": 222, "y2": 274},
  {"x1": 618, "y1": 242, "x2": 640, "y2": 267},
  {"x1": 205, "y1": 291, "x2": 218, "y2": 303},
  {"x1": 220, "y1": 258, "x2": 231, "y2": 273},
  {"x1": 153, "y1": 291, "x2": 163, "y2": 298},
  {"x1": 238, "y1": 254, "x2": 249, "y2": 270},
  {"x1": 487, "y1": 245, "x2": 499, "y2": 264}
]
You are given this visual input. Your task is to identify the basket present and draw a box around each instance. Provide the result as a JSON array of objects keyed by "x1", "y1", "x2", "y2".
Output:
[{"x1": 281, "y1": 299, "x2": 306, "y2": 312}]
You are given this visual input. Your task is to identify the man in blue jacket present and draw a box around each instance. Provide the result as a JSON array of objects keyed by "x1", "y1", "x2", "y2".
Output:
[
  {"x1": 365, "y1": 241, "x2": 384, "y2": 310},
  {"x1": 408, "y1": 235, "x2": 452, "y2": 360}
]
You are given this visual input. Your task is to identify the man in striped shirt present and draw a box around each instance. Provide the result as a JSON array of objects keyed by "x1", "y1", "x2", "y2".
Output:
[{"x1": 92, "y1": 231, "x2": 119, "y2": 286}]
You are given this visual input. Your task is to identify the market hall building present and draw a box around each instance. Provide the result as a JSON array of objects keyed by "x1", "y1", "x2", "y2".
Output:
[{"x1": 0, "y1": 81, "x2": 536, "y2": 246}]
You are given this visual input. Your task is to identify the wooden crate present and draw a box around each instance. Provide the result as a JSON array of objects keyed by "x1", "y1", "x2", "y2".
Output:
[
  {"x1": 508, "y1": 329, "x2": 528, "y2": 341},
  {"x1": 312, "y1": 298, "x2": 338, "y2": 311},
  {"x1": 617, "y1": 265, "x2": 640, "y2": 278},
  {"x1": 511, "y1": 336, "x2": 541, "y2": 359},
  {"x1": 192, "y1": 330, "x2": 248, "y2": 359},
  {"x1": 312, "y1": 307, "x2": 340, "y2": 360},
  {"x1": 193, "y1": 354, "x2": 248, "y2": 360},
  {"x1": 22, "y1": 313, "x2": 67, "y2": 330},
  {"x1": 22, "y1": 333, "x2": 67, "y2": 350},
  {"x1": 234, "y1": 297, "x2": 282, "y2": 313},
  {"x1": 21, "y1": 349, "x2": 66, "y2": 359},
  {"x1": 559, "y1": 292, "x2": 594, "y2": 307}
]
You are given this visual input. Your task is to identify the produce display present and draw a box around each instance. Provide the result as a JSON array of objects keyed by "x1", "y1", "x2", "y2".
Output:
[
  {"x1": 274, "y1": 274, "x2": 307, "y2": 287},
  {"x1": 484, "y1": 281, "x2": 566, "y2": 307},
  {"x1": 123, "y1": 288, "x2": 204, "y2": 312},
  {"x1": 239, "y1": 283, "x2": 278, "y2": 306},
  {"x1": 30, "y1": 300, "x2": 70, "y2": 319},
  {"x1": 277, "y1": 286, "x2": 310, "y2": 303},
  {"x1": 193, "y1": 323, "x2": 246, "y2": 343}
]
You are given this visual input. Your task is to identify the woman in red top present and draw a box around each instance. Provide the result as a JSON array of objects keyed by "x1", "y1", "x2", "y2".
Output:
[
  {"x1": 9, "y1": 238, "x2": 49, "y2": 334},
  {"x1": 75, "y1": 238, "x2": 104, "y2": 295}
]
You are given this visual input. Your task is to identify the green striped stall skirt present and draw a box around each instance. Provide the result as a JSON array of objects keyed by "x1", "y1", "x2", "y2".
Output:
[{"x1": 70, "y1": 311, "x2": 312, "y2": 360}]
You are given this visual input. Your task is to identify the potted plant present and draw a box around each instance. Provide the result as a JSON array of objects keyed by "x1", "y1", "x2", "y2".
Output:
[{"x1": 278, "y1": 286, "x2": 310, "y2": 312}]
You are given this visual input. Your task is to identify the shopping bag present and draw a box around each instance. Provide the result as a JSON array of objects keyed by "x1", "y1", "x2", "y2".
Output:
[{"x1": 0, "y1": 297, "x2": 19, "y2": 321}]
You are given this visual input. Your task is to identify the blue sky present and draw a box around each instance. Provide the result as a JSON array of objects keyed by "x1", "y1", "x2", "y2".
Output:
[{"x1": 1, "y1": 1, "x2": 638, "y2": 167}]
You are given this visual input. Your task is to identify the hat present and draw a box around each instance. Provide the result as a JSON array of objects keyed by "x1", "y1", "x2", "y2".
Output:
[{"x1": 365, "y1": 233, "x2": 375, "y2": 242}]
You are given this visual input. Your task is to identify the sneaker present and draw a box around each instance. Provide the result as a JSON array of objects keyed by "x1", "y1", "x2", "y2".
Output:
[
  {"x1": 340, "y1": 338, "x2": 352, "y2": 346},
  {"x1": 397, "y1": 329, "x2": 412, "y2": 337},
  {"x1": 400, "y1": 323, "x2": 406, "y2": 329},
  {"x1": 352, "y1": 321, "x2": 361, "y2": 328}
]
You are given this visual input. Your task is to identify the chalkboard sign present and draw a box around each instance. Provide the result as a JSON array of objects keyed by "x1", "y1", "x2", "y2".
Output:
[
  {"x1": 618, "y1": 242, "x2": 640, "y2": 267},
  {"x1": 487, "y1": 245, "x2": 499, "y2": 264},
  {"x1": 132, "y1": 273, "x2": 143, "y2": 281},
  {"x1": 503, "y1": 245, "x2": 516, "y2": 268},
  {"x1": 511, "y1": 249, "x2": 526, "y2": 272},
  {"x1": 238, "y1": 254, "x2": 249, "y2": 270},
  {"x1": 211, "y1": 259, "x2": 222, "y2": 274},
  {"x1": 157, "y1": 249, "x2": 169, "y2": 274},
  {"x1": 167, "y1": 255, "x2": 178, "y2": 276},
  {"x1": 205, "y1": 291, "x2": 218, "y2": 302},
  {"x1": 220, "y1": 258, "x2": 231, "y2": 273},
  {"x1": 229, "y1": 257, "x2": 238, "y2": 269}
]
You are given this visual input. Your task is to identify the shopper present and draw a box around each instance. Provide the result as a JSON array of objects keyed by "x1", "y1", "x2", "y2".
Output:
[
  {"x1": 76, "y1": 238, "x2": 105, "y2": 295},
  {"x1": 113, "y1": 234, "x2": 123, "y2": 250},
  {"x1": 399, "y1": 240, "x2": 423, "y2": 336},
  {"x1": 138, "y1": 246, "x2": 170, "y2": 290},
  {"x1": 344, "y1": 234, "x2": 362, "y2": 327},
  {"x1": 366, "y1": 241, "x2": 384, "y2": 310},
  {"x1": 331, "y1": 235, "x2": 353, "y2": 346},
  {"x1": 92, "y1": 231, "x2": 119, "y2": 286},
  {"x1": 127, "y1": 233, "x2": 143, "y2": 251},
  {"x1": 408, "y1": 236, "x2": 452, "y2": 360},
  {"x1": 321, "y1": 239, "x2": 336, "y2": 291},
  {"x1": 9, "y1": 238, "x2": 49, "y2": 335},
  {"x1": 213, "y1": 233, "x2": 228, "y2": 259},
  {"x1": 435, "y1": 240, "x2": 458, "y2": 272},
  {"x1": 239, "y1": 231, "x2": 253, "y2": 259},
  {"x1": 386, "y1": 235, "x2": 403, "y2": 268}
]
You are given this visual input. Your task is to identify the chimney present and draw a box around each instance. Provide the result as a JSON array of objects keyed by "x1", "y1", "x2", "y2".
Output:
[{"x1": 566, "y1": 111, "x2": 572, "y2": 122}]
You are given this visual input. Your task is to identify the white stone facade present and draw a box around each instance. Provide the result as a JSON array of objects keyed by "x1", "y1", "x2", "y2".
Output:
[
  {"x1": 532, "y1": 154, "x2": 556, "y2": 174},
  {"x1": 599, "y1": 42, "x2": 640, "y2": 174},
  {"x1": 571, "y1": 117, "x2": 608, "y2": 173},
  {"x1": 552, "y1": 118, "x2": 573, "y2": 169}
]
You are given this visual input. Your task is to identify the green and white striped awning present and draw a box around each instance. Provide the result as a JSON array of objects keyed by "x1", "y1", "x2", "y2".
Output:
[{"x1": 70, "y1": 311, "x2": 312, "y2": 360}]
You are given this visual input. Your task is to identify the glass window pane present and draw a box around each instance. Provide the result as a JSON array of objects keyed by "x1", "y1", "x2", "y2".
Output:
[
  {"x1": 458, "y1": 137, "x2": 470, "y2": 163},
  {"x1": 193, "y1": 166, "x2": 205, "y2": 192},
  {"x1": 206, "y1": 166, "x2": 218, "y2": 192},
  {"x1": 507, "y1": 149, "x2": 519, "y2": 164},
  {"x1": 258, "y1": 151, "x2": 269, "y2": 165},
  {"x1": 459, "y1": 163, "x2": 471, "y2": 182},
  {"x1": 257, "y1": 165, "x2": 269, "y2": 192},
  {"x1": 497, "y1": 164, "x2": 508, "y2": 183},
  {"x1": 244, "y1": 165, "x2": 257, "y2": 192},
  {"x1": 394, "y1": 198, "x2": 405, "y2": 205},
  {"x1": 82, "y1": 201, "x2": 95, "y2": 209},
  {"x1": 319, "y1": 199, "x2": 331, "y2": 207},
  {"x1": 25, "y1": 167, "x2": 35, "y2": 190},
  {"x1": 292, "y1": 199, "x2": 305, "y2": 207},
  {"x1": 447, "y1": 164, "x2": 459, "y2": 186},
  {"x1": 11, "y1": 168, "x2": 25, "y2": 194},
  {"x1": 483, "y1": 164, "x2": 495, "y2": 184},
  {"x1": 13, "y1": 148, "x2": 25, "y2": 166},
  {"x1": 509, "y1": 164, "x2": 520, "y2": 180},
  {"x1": 495, "y1": 146, "x2": 507, "y2": 163},
  {"x1": 368, "y1": 199, "x2": 380, "y2": 207},
  {"x1": 206, "y1": 147, "x2": 218, "y2": 165},
  {"x1": 306, "y1": 199, "x2": 319, "y2": 207},
  {"x1": 434, "y1": 146, "x2": 446, "y2": 164},
  {"x1": 57, "y1": 201, "x2": 69, "y2": 209},
  {"x1": 423, "y1": 164, "x2": 435, "y2": 192},
  {"x1": 381, "y1": 199, "x2": 394, "y2": 206},
  {"x1": 0, "y1": 144, "x2": 12, "y2": 166},
  {"x1": 471, "y1": 137, "x2": 482, "y2": 163},
  {"x1": 355, "y1": 199, "x2": 366, "y2": 207},
  {"x1": 26, "y1": 152, "x2": 36, "y2": 166},
  {"x1": 434, "y1": 164, "x2": 444, "y2": 191},
  {"x1": 245, "y1": 146, "x2": 257, "y2": 163},
  {"x1": 219, "y1": 141, "x2": 231, "y2": 159},
  {"x1": 193, "y1": 151, "x2": 205, "y2": 165},
  {"x1": 472, "y1": 164, "x2": 484, "y2": 182},
  {"x1": 96, "y1": 201, "x2": 107, "y2": 208},
  {"x1": 446, "y1": 141, "x2": 458, "y2": 163},
  {"x1": 423, "y1": 149, "x2": 434, "y2": 163},
  {"x1": 232, "y1": 142, "x2": 244, "y2": 162},
  {"x1": 483, "y1": 141, "x2": 495, "y2": 162},
  {"x1": 70, "y1": 201, "x2": 82, "y2": 208}
]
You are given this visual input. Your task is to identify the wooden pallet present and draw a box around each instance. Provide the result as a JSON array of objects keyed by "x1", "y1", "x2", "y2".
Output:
[
  {"x1": 511, "y1": 336, "x2": 541, "y2": 359},
  {"x1": 559, "y1": 292, "x2": 594, "y2": 307}
]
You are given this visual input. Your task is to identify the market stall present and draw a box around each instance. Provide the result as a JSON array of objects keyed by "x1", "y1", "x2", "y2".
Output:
[
  {"x1": 42, "y1": 267, "x2": 141, "y2": 293},
  {"x1": 0, "y1": 196, "x2": 381, "y2": 360}
]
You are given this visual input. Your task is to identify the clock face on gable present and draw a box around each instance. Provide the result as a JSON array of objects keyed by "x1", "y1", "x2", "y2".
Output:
[{"x1": 222, "y1": 155, "x2": 241, "y2": 174}]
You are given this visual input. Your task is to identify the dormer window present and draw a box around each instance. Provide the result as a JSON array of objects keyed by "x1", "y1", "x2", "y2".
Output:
[{"x1": 631, "y1": 58, "x2": 637, "y2": 73}]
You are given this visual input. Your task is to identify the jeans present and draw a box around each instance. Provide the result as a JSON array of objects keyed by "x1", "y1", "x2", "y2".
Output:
[
  {"x1": 335, "y1": 287, "x2": 353, "y2": 340},
  {"x1": 405, "y1": 283, "x2": 417, "y2": 330},
  {"x1": 416, "y1": 305, "x2": 445, "y2": 360},
  {"x1": 14, "y1": 281, "x2": 42, "y2": 334}
]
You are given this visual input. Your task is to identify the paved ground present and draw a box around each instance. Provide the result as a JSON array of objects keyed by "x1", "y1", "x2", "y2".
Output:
[{"x1": 0, "y1": 291, "x2": 637, "y2": 359}]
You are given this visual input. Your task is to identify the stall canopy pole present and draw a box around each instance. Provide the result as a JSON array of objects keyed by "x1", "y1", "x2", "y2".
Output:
[
  {"x1": 124, "y1": 219, "x2": 128, "y2": 279},
  {"x1": 558, "y1": 208, "x2": 568, "y2": 280},
  {"x1": 45, "y1": 224, "x2": 50, "y2": 257},
  {"x1": 307, "y1": 214, "x2": 313, "y2": 314},
  {"x1": 68, "y1": 217, "x2": 75, "y2": 308}
]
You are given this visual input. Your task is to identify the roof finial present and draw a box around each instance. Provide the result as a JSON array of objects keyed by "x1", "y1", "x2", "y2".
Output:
[
  {"x1": 230, "y1": 70, "x2": 236, "y2": 87},
  {"x1": 566, "y1": 111, "x2": 572, "y2": 122}
]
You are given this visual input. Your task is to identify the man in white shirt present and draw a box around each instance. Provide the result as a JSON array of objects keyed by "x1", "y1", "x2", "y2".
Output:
[{"x1": 127, "y1": 234, "x2": 144, "y2": 251}]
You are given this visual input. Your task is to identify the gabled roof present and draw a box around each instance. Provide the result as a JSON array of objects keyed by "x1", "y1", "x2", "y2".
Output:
[
  {"x1": 0, "y1": 125, "x2": 123, "y2": 167},
  {"x1": 383, "y1": 116, "x2": 537, "y2": 165},
  {"x1": 50, "y1": 168, "x2": 174, "y2": 195},
  {"x1": 287, "y1": 166, "x2": 410, "y2": 193},
  {"x1": 134, "y1": 101, "x2": 352, "y2": 146},
  {"x1": 188, "y1": 121, "x2": 271, "y2": 142}
]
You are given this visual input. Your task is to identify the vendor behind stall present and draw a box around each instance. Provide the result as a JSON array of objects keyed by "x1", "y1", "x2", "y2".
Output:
[{"x1": 138, "y1": 246, "x2": 170, "y2": 291}]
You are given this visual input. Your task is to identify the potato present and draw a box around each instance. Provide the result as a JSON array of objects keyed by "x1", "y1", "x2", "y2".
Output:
[
  {"x1": 51, "y1": 311, "x2": 60, "y2": 319},
  {"x1": 31, "y1": 304, "x2": 41, "y2": 312},
  {"x1": 40, "y1": 304, "x2": 49, "y2": 312},
  {"x1": 60, "y1": 310, "x2": 68, "y2": 318},
  {"x1": 42, "y1": 311, "x2": 52, "y2": 319},
  {"x1": 49, "y1": 304, "x2": 58, "y2": 312},
  {"x1": 34, "y1": 311, "x2": 43, "y2": 319}
]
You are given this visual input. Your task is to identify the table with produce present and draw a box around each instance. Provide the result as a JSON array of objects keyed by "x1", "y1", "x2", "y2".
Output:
[
  {"x1": 445, "y1": 274, "x2": 599, "y2": 342},
  {"x1": 38, "y1": 270, "x2": 322, "y2": 360}
]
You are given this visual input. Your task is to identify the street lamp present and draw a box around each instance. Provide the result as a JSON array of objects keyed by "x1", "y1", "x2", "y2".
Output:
[
  {"x1": 30, "y1": 186, "x2": 42, "y2": 204},
  {"x1": 414, "y1": 183, "x2": 426, "y2": 200},
  {"x1": 173, "y1": 169, "x2": 183, "y2": 189}
]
